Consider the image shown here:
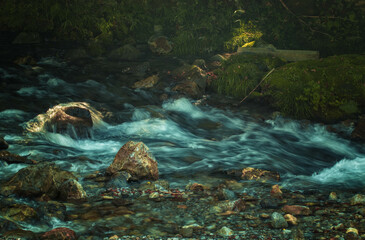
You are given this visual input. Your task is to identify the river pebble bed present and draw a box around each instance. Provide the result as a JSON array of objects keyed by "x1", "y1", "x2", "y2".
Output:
[{"x1": 0, "y1": 48, "x2": 365, "y2": 240}]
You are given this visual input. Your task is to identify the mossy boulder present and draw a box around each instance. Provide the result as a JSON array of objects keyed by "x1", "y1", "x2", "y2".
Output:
[
  {"x1": 264, "y1": 54, "x2": 365, "y2": 122},
  {"x1": 210, "y1": 54, "x2": 285, "y2": 99}
]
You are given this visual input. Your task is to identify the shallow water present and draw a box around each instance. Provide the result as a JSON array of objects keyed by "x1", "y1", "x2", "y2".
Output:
[{"x1": 1, "y1": 57, "x2": 365, "y2": 193}]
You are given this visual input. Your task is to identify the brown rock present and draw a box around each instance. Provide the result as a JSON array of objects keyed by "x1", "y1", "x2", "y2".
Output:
[
  {"x1": 350, "y1": 194, "x2": 365, "y2": 205},
  {"x1": 270, "y1": 184, "x2": 283, "y2": 198},
  {"x1": 172, "y1": 81, "x2": 202, "y2": 99},
  {"x1": 241, "y1": 167, "x2": 280, "y2": 181},
  {"x1": 41, "y1": 227, "x2": 77, "y2": 240},
  {"x1": 26, "y1": 102, "x2": 103, "y2": 139},
  {"x1": 133, "y1": 74, "x2": 159, "y2": 89},
  {"x1": 282, "y1": 205, "x2": 311, "y2": 215},
  {"x1": 1, "y1": 204, "x2": 37, "y2": 221},
  {"x1": 284, "y1": 214, "x2": 298, "y2": 225},
  {"x1": 59, "y1": 179, "x2": 87, "y2": 201},
  {"x1": 148, "y1": 35, "x2": 172, "y2": 54},
  {"x1": 351, "y1": 117, "x2": 365, "y2": 142},
  {"x1": 107, "y1": 141, "x2": 159, "y2": 181},
  {"x1": 0, "y1": 151, "x2": 36, "y2": 165},
  {"x1": 0, "y1": 163, "x2": 86, "y2": 200}
]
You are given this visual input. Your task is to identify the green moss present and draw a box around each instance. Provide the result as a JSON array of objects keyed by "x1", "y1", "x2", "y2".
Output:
[
  {"x1": 211, "y1": 54, "x2": 286, "y2": 98},
  {"x1": 264, "y1": 54, "x2": 365, "y2": 122},
  {"x1": 224, "y1": 21, "x2": 263, "y2": 51}
]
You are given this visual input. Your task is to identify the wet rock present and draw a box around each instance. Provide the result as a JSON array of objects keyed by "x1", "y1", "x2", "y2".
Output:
[
  {"x1": 270, "y1": 184, "x2": 282, "y2": 198},
  {"x1": 172, "y1": 81, "x2": 202, "y2": 98},
  {"x1": 38, "y1": 201, "x2": 67, "y2": 221},
  {"x1": 217, "y1": 226, "x2": 234, "y2": 237},
  {"x1": 350, "y1": 194, "x2": 365, "y2": 205},
  {"x1": 351, "y1": 117, "x2": 365, "y2": 142},
  {"x1": 133, "y1": 74, "x2": 159, "y2": 89},
  {"x1": 108, "y1": 44, "x2": 142, "y2": 60},
  {"x1": 180, "y1": 225, "x2": 194, "y2": 237},
  {"x1": 0, "y1": 163, "x2": 86, "y2": 200},
  {"x1": 13, "y1": 56, "x2": 37, "y2": 65},
  {"x1": 0, "y1": 137, "x2": 9, "y2": 150},
  {"x1": 284, "y1": 214, "x2": 298, "y2": 225},
  {"x1": 172, "y1": 65, "x2": 207, "y2": 98},
  {"x1": 0, "y1": 151, "x2": 36, "y2": 164},
  {"x1": 271, "y1": 212, "x2": 288, "y2": 229},
  {"x1": 186, "y1": 182, "x2": 207, "y2": 192},
  {"x1": 41, "y1": 227, "x2": 77, "y2": 240},
  {"x1": 260, "y1": 198, "x2": 281, "y2": 209},
  {"x1": 0, "y1": 204, "x2": 37, "y2": 221},
  {"x1": 282, "y1": 205, "x2": 311, "y2": 215},
  {"x1": 59, "y1": 179, "x2": 87, "y2": 201},
  {"x1": 0, "y1": 218, "x2": 19, "y2": 233},
  {"x1": 107, "y1": 141, "x2": 159, "y2": 181},
  {"x1": 12, "y1": 32, "x2": 41, "y2": 44},
  {"x1": 26, "y1": 102, "x2": 103, "y2": 139},
  {"x1": 345, "y1": 228, "x2": 360, "y2": 240},
  {"x1": 241, "y1": 167, "x2": 280, "y2": 181},
  {"x1": 329, "y1": 192, "x2": 337, "y2": 201},
  {"x1": 148, "y1": 35, "x2": 172, "y2": 54}
]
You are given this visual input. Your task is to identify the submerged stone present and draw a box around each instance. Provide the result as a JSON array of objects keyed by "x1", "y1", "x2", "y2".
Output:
[
  {"x1": 0, "y1": 151, "x2": 36, "y2": 165},
  {"x1": 282, "y1": 205, "x2": 311, "y2": 215},
  {"x1": 0, "y1": 163, "x2": 86, "y2": 201},
  {"x1": 107, "y1": 141, "x2": 159, "y2": 181},
  {"x1": 41, "y1": 227, "x2": 77, "y2": 240},
  {"x1": 351, "y1": 117, "x2": 365, "y2": 142},
  {"x1": 241, "y1": 167, "x2": 280, "y2": 182},
  {"x1": 271, "y1": 212, "x2": 288, "y2": 229}
]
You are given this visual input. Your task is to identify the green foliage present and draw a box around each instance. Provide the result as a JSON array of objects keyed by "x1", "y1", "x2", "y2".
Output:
[
  {"x1": 224, "y1": 21, "x2": 263, "y2": 51},
  {"x1": 264, "y1": 55, "x2": 365, "y2": 122},
  {"x1": 211, "y1": 54, "x2": 285, "y2": 98}
]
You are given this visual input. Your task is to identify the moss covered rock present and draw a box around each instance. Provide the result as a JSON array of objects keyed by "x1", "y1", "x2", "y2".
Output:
[
  {"x1": 264, "y1": 54, "x2": 365, "y2": 122},
  {"x1": 211, "y1": 54, "x2": 285, "y2": 99}
]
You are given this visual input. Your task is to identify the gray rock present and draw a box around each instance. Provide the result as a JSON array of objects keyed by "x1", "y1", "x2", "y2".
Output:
[
  {"x1": 271, "y1": 212, "x2": 288, "y2": 229},
  {"x1": 0, "y1": 137, "x2": 9, "y2": 150}
]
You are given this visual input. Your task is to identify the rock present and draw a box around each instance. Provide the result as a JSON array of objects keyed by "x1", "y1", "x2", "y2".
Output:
[
  {"x1": 271, "y1": 212, "x2": 288, "y2": 229},
  {"x1": 172, "y1": 81, "x2": 202, "y2": 99},
  {"x1": 133, "y1": 74, "x2": 159, "y2": 89},
  {"x1": 41, "y1": 227, "x2": 77, "y2": 240},
  {"x1": 0, "y1": 151, "x2": 36, "y2": 164},
  {"x1": 192, "y1": 59, "x2": 207, "y2": 69},
  {"x1": 0, "y1": 218, "x2": 19, "y2": 233},
  {"x1": 26, "y1": 102, "x2": 103, "y2": 139},
  {"x1": 345, "y1": 228, "x2": 360, "y2": 240},
  {"x1": 180, "y1": 225, "x2": 193, "y2": 237},
  {"x1": 148, "y1": 35, "x2": 172, "y2": 54},
  {"x1": 12, "y1": 32, "x2": 41, "y2": 44},
  {"x1": 171, "y1": 65, "x2": 207, "y2": 98},
  {"x1": 186, "y1": 182, "x2": 207, "y2": 192},
  {"x1": 0, "y1": 137, "x2": 9, "y2": 150},
  {"x1": 351, "y1": 117, "x2": 365, "y2": 142},
  {"x1": 241, "y1": 167, "x2": 280, "y2": 181},
  {"x1": 1, "y1": 204, "x2": 37, "y2": 221},
  {"x1": 0, "y1": 163, "x2": 86, "y2": 200},
  {"x1": 108, "y1": 44, "x2": 142, "y2": 60},
  {"x1": 329, "y1": 192, "x2": 337, "y2": 201},
  {"x1": 107, "y1": 141, "x2": 159, "y2": 181},
  {"x1": 282, "y1": 205, "x2": 311, "y2": 215},
  {"x1": 260, "y1": 198, "x2": 281, "y2": 209},
  {"x1": 13, "y1": 56, "x2": 37, "y2": 65},
  {"x1": 270, "y1": 184, "x2": 282, "y2": 198},
  {"x1": 284, "y1": 214, "x2": 298, "y2": 225},
  {"x1": 350, "y1": 194, "x2": 365, "y2": 205},
  {"x1": 59, "y1": 179, "x2": 87, "y2": 201},
  {"x1": 217, "y1": 226, "x2": 234, "y2": 237}
]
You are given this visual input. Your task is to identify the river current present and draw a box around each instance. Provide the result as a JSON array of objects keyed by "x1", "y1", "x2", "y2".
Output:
[{"x1": 1, "y1": 56, "x2": 364, "y2": 194}]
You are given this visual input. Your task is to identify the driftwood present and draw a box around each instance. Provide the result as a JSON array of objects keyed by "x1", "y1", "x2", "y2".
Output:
[{"x1": 237, "y1": 47, "x2": 319, "y2": 62}]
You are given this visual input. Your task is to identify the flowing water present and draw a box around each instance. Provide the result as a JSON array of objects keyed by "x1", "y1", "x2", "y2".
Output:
[{"x1": 1, "y1": 55, "x2": 365, "y2": 235}]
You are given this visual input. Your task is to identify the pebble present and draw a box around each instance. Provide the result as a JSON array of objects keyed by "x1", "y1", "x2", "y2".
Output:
[
  {"x1": 282, "y1": 205, "x2": 311, "y2": 215},
  {"x1": 217, "y1": 226, "x2": 234, "y2": 237},
  {"x1": 350, "y1": 194, "x2": 365, "y2": 205},
  {"x1": 329, "y1": 192, "x2": 337, "y2": 201},
  {"x1": 284, "y1": 213, "x2": 298, "y2": 225},
  {"x1": 271, "y1": 212, "x2": 288, "y2": 229}
]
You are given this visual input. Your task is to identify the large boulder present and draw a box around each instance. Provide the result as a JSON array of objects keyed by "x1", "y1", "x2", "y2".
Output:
[
  {"x1": 107, "y1": 141, "x2": 159, "y2": 181},
  {"x1": 26, "y1": 102, "x2": 103, "y2": 139},
  {"x1": 0, "y1": 163, "x2": 86, "y2": 201}
]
